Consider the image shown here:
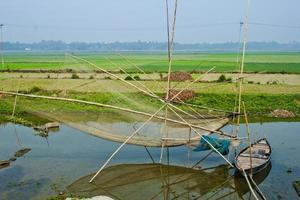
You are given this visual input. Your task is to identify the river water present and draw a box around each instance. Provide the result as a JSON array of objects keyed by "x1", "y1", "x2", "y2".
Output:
[{"x1": 0, "y1": 121, "x2": 299, "y2": 199}]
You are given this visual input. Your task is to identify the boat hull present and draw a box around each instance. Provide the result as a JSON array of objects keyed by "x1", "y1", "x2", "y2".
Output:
[{"x1": 235, "y1": 138, "x2": 271, "y2": 176}]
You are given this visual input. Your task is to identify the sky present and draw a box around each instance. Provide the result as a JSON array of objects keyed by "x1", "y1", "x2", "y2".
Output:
[{"x1": 1, "y1": 0, "x2": 299, "y2": 43}]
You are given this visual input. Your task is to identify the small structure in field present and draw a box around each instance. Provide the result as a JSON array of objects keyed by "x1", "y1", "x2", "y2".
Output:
[
  {"x1": 164, "y1": 71, "x2": 193, "y2": 81},
  {"x1": 167, "y1": 89, "x2": 196, "y2": 102},
  {"x1": 271, "y1": 109, "x2": 295, "y2": 118}
]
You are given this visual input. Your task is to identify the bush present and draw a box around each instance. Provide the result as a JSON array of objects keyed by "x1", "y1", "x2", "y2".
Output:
[
  {"x1": 280, "y1": 70, "x2": 286, "y2": 74},
  {"x1": 248, "y1": 81, "x2": 254, "y2": 84},
  {"x1": 124, "y1": 76, "x2": 134, "y2": 80},
  {"x1": 133, "y1": 75, "x2": 141, "y2": 80},
  {"x1": 104, "y1": 76, "x2": 112, "y2": 80},
  {"x1": 29, "y1": 86, "x2": 42, "y2": 93},
  {"x1": 217, "y1": 74, "x2": 227, "y2": 82},
  {"x1": 71, "y1": 73, "x2": 79, "y2": 79},
  {"x1": 47, "y1": 74, "x2": 50, "y2": 79},
  {"x1": 89, "y1": 75, "x2": 94, "y2": 79},
  {"x1": 226, "y1": 77, "x2": 232, "y2": 83}
]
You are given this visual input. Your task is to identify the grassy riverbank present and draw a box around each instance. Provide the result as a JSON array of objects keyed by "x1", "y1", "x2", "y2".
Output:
[{"x1": 1, "y1": 90, "x2": 299, "y2": 125}]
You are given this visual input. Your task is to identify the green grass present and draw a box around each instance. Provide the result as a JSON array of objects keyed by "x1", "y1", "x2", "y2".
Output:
[
  {"x1": 1, "y1": 90, "x2": 299, "y2": 123},
  {"x1": 1, "y1": 79, "x2": 300, "y2": 94},
  {"x1": 188, "y1": 93, "x2": 300, "y2": 116},
  {"x1": 2, "y1": 51, "x2": 300, "y2": 73}
]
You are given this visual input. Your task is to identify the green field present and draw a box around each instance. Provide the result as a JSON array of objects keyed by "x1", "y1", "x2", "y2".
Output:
[{"x1": 2, "y1": 51, "x2": 300, "y2": 73}]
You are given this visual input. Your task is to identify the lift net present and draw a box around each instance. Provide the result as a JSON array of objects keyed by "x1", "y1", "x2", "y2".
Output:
[{"x1": 1, "y1": 53, "x2": 232, "y2": 147}]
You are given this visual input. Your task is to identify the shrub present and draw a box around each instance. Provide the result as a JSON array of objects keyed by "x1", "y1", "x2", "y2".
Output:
[
  {"x1": 226, "y1": 77, "x2": 232, "y2": 83},
  {"x1": 104, "y1": 76, "x2": 112, "y2": 80},
  {"x1": 124, "y1": 76, "x2": 134, "y2": 80},
  {"x1": 71, "y1": 73, "x2": 79, "y2": 79},
  {"x1": 280, "y1": 70, "x2": 286, "y2": 74},
  {"x1": 29, "y1": 86, "x2": 42, "y2": 93},
  {"x1": 217, "y1": 74, "x2": 227, "y2": 82},
  {"x1": 248, "y1": 81, "x2": 254, "y2": 84},
  {"x1": 159, "y1": 73, "x2": 163, "y2": 80},
  {"x1": 47, "y1": 74, "x2": 50, "y2": 79},
  {"x1": 89, "y1": 75, "x2": 94, "y2": 79},
  {"x1": 133, "y1": 75, "x2": 141, "y2": 80}
]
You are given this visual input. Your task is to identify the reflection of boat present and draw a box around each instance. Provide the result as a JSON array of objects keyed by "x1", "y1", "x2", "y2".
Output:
[
  {"x1": 235, "y1": 138, "x2": 271, "y2": 175},
  {"x1": 0, "y1": 160, "x2": 10, "y2": 170},
  {"x1": 234, "y1": 162, "x2": 271, "y2": 198},
  {"x1": 67, "y1": 164, "x2": 231, "y2": 200}
]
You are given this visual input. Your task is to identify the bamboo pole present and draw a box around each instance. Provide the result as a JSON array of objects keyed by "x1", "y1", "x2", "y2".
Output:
[
  {"x1": 165, "y1": 0, "x2": 178, "y2": 101},
  {"x1": 242, "y1": 101, "x2": 253, "y2": 176},
  {"x1": 0, "y1": 24, "x2": 4, "y2": 69},
  {"x1": 236, "y1": 0, "x2": 250, "y2": 136},
  {"x1": 89, "y1": 104, "x2": 166, "y2": 183}
]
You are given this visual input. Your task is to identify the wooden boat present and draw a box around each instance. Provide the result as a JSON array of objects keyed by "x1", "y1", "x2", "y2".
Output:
[{"x1": 235, "y1": 138, "x2": 271, "y2": 175}]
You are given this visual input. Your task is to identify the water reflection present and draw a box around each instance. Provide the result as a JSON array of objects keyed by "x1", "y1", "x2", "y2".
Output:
[
  {"x1": 67, "y1": 162, "x2": 272, "y2": 200},
  {"x1": 67, "y1": 164, "x2": 231, "y2": 200},
  {"x1": 0, "y1": 121, "x2": 299, "y2": 199},
  {"x1": 234, "y1": 162, "x2": 272, "y2": 198}
]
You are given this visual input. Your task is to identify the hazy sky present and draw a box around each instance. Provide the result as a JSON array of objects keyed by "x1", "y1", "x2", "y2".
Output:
[{"x1": 1, "y1": 0, "x2": 299, "y2": 43}]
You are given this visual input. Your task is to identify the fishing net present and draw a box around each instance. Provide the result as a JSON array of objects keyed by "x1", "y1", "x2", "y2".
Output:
[
  {"x1": 193, "y1": 135, "x2": 231, "y2": 155},
  {"x1": 0, "y1": 52, "x2": 232, "y2": 147}
]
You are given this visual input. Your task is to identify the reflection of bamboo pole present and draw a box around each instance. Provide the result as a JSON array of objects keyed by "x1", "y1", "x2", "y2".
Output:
[
  {"x1": 242, "y1": 101, "x2": 253, "y2": 176},
  {"x1": 242, "y1": 169, "x2": 259, "y2": 200},
  {"x1": 0, "y1": 91, "x2": 234, "y2": 137},
  {"x1": 89, "y1": 104, "x2": 166, "y2": 183}
]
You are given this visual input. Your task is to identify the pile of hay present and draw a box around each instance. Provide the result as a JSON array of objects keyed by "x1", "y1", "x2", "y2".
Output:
[
  {"x1": 167, "y1": 89, "x2": 196, "y2": 102},
  {"x1": 271, "y1": 109, "x2": 296, "y2": 118},
  {"x1": 164, "y1": 71, "x2": 193, "y2": 81}
]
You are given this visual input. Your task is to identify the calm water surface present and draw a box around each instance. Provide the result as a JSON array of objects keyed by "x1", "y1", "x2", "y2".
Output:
[{"x1": 0, "y1": 121, "x2": 299, "y2": 199}]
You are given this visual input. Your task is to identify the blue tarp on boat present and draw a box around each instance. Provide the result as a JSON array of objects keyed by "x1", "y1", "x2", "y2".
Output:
[{"x1": 193, "y1": 135, "x2": 231, "y2": 155}]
